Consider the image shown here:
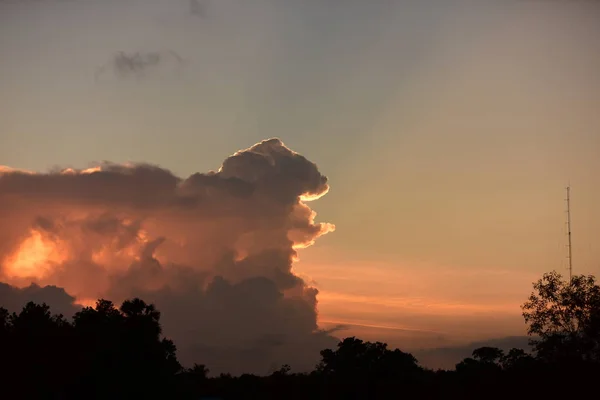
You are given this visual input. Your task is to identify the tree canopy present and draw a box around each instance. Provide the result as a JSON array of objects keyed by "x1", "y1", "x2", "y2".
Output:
[
  {"x1": 522, "y1": 271, "x2": 600, "y2": 363},
  {"x1": 1, "y1": 271, "x2": 599, "y2": 399}
]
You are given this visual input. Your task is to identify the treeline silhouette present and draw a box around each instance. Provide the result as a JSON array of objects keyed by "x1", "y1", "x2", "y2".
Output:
[{"x1": 1, "y1": 271, "x2": 599, "y2": 399}]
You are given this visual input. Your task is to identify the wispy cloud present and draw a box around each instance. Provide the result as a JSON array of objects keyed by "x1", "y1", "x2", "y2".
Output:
[{"x1": 318, "y1": 290, "x2": 521, "y2": 315}]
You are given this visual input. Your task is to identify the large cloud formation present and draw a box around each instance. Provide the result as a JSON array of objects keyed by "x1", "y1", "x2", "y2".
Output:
[{"x1": 0, "y1": 138, "x2": 337, "y2": 375}]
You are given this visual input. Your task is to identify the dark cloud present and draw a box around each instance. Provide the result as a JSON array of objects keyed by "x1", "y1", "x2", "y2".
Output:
[
  {"x1": 0, "y1": 282, "x2": 80, "y2": 318},
  {"x1": 189, "y1": 0, "x2": 205, "y2": 18},
  {"x1": 0, "y1": 138, "x2": 336, "y2": 374},
  {"x1": 94, "y1": 50, "x2": 186, "y2": 82}
]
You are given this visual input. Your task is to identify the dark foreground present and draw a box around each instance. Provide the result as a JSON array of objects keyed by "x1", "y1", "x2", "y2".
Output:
[{"x1": 1, "y1": 271, "x2": 599, "y2": 399}]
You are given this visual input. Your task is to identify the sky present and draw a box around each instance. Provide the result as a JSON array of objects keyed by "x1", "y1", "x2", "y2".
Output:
[{"x1": 0, "y1": 0, "x2": 599, "y2": 371}]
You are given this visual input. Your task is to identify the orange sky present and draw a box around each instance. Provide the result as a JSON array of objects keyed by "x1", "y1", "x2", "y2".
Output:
[
  {"x1": 0, "y1": 1, "x2": 599, "y2": 363},
  {"x1": 296, "y1": 251, "x2": 534, "y2": 348}
]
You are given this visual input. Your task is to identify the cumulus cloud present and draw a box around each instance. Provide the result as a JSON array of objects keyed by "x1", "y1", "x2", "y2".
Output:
[{"x1": 0, "y1": 138, "x2": 336, "y2": 375}]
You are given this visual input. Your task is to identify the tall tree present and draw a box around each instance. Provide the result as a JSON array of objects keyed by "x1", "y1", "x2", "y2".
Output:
[{"x1": 522, "y1": 271, "x2": 600, "y2": 363}]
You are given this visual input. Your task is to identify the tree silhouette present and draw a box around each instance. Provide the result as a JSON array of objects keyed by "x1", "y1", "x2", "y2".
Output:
[
  {"x1": 271, "y1": 364, "x2": 291, "y2": 377},
  {"x1": 188, "y1": 363, "x2": 210, "y2": 378},
  {"x1": 471, "y1": 346, "x2": 504, "y2": 364},
  {"x1": 315, "y1": 337, "x2": 426, "y2": 399},
  {"x1": 2, "y1": 271, "x2": 600, "y2": 399},
  {"x1": 522, "y1": 271, "x2": 600, "y2": 364},
  {"x1": 1, "y1": 302, "x2": 75, "y2": 398},
  {"x1": 70, "y1": 298, "x2": 181, "y2": 399},
  {"x1": 0, "y1": 306, "x2": 8, "y2": 336},
  {"x1": 317, "y1": 337, "x2": 421, "y2": 379},
  {"x1": 500, "y1": 348, "x2": 535, "y2": 371},
  {"x1": 455, "y1": 347, "x2": 503, "y2": 377}
]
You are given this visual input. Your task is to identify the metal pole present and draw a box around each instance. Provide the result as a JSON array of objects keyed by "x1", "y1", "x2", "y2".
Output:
[{"x1": 566, "y1": 186, "x2": 573, "y2": 283}]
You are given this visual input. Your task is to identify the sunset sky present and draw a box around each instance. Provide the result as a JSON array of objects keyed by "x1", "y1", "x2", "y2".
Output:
[{"x1": 0, "y1": 0, "x2": 599, "y2": 368}]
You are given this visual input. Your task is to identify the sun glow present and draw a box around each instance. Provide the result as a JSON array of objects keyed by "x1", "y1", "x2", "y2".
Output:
[
  {"x1": 75, "y1": 298, "x2": 98, "y2": 308},
  {"x1": 3, "y1": 229, "x2": 68, "y2": 280}
]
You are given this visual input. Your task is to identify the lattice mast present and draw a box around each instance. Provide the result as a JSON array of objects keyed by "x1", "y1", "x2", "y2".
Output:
[{"x1": 566, "y1": 185, "x2": 573, "y2": 283}]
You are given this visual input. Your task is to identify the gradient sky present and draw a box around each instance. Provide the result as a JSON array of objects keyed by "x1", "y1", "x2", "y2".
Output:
[{"x1": 1, "y1": 0, "x2": 599, "y2": 350}]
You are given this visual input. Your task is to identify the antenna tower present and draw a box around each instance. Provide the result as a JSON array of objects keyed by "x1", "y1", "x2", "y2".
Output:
[{"x1": 566, "y1": 185, "x2": 573, "y2": 283}]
